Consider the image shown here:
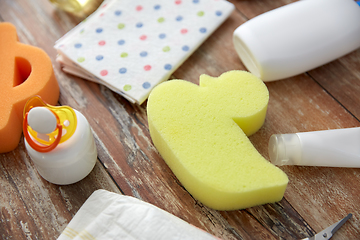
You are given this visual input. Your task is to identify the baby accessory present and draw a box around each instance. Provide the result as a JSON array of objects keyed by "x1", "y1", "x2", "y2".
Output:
[{"x1": 55, "y1": 0, "x2": 234, "y2": 104}]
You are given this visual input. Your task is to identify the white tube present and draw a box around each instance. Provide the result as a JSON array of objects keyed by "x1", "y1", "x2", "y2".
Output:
[
  {"x1": 233, "y1": 0, "x2": 360, "y2": 81},
  {"x1": 268, "y1": 128, "x2": 360, "y2": 167}
]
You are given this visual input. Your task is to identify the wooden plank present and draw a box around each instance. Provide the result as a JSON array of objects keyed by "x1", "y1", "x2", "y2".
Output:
[
  {"x1": 0, "y1": 139, "x2": 121, "y2": 239},
  {"x1": 1, "y1": 0, "x2": 360, "y2": 239},
  {"x1": 0, "y1": 2, "x2": 121, "y2": 239},
  {"x1": 308, "y1": 49, "x2": 360, "y2": 120},
  {"x1": 262, "y1": 76, "x2": 360, "y2": 238}
]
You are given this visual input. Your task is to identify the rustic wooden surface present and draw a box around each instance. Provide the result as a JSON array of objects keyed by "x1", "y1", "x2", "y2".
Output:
[{"x1": 1, "y1": 0, "x2": 360, "y2": 239}]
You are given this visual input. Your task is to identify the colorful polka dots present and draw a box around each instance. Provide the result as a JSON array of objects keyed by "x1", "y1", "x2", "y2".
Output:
[
  {"x1": 197, "y1": 11, "x2": 204, "y2": 17},
  {"x1": 182, "y1": 45, "x2": 189, "y2": 51},
  {"x1": 57, "y1": 0, "x2": 234, "y2": 104},
  {"x1": 142, "y1": 82, "x2": 151, "y2": 89},
  {"x1": 140, "y1": 51, "x2": 148, "y2": 57},
  {"x1": 123, "y1": 85, "x2": 131, "y2": 91},
  {"x1": 157, "y1": 17, "x2": 165, "y2": 23},
  {"x1": 100, "y1": 70, "x2": 108, "y2": 76},
  {"x1": 164, "y1": 64, "x2": 172, "y2": 70},
  {"x1": 199, "y1": 27, "x2": 207, "y2": 33}
]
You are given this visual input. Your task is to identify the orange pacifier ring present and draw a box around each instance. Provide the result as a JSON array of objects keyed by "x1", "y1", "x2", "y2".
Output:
[{"x1": 23, "y1": 112, "x2": 62, "y2": 153}]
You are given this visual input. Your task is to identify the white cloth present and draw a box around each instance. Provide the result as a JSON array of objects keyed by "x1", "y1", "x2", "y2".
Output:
[
  {"x1": 57, "y1": 189, "x2": 221, "y2": 240},
  {"x1": 54, "y1": 0, "x2": 234, "y2": 104}
]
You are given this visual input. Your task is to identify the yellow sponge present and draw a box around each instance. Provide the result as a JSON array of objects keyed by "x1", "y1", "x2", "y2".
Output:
[{"x1": 147, "y1": 70, "x2": 288, "y2": 210}]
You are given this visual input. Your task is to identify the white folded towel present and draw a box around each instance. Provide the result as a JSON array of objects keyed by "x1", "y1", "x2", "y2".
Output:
[{"x1": 54, "y1": 0, "x2": 234, "y2": 104}]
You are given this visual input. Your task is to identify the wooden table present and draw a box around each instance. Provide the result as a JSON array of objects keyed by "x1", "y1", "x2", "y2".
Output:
[{"x1": 1, "y1": 0, "x2": 360, "y2": 239}]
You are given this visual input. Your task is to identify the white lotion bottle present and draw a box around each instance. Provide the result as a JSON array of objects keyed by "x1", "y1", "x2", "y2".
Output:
[
  {"x1": 233, "y1": 0, "x2": 360, "y2": 81},
  {"x1": 23, "y1": 96, "x2": 97, "y2": 185},
  {"x1": 268, "y1": 128, "x2": 360, "y2": 167}
]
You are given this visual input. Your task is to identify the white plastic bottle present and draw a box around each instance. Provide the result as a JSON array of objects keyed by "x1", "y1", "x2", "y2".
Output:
[
  {"x1": 268, "y1": 128, "x2": 360, "y2": 167},
  {"x1": 23, "y1": 96, "x2": 97, "y2": 185},
  {"x1": 233, "y1": 0, "x2": 360, "y2": 81}
]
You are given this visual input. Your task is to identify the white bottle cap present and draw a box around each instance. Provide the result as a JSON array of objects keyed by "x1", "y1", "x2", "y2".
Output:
[
  {"x1": 233, "y1": 0, "x2": 360, "y2": 81},
  {"x1": 268, "y1": 134, "x2": 302, "y2": 166}
]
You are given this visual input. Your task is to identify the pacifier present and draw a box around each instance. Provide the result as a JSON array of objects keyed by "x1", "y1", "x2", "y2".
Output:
[{"x1": 23, "y1": 96, "x2": 77, "y2": 152}]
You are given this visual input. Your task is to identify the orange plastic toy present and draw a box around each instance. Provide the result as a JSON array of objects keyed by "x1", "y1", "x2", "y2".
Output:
[{"x1": 0, "y1": 22, "x2": 60, "y2": 153}]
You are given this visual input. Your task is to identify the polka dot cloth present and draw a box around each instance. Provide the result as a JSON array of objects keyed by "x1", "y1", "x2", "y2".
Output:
[{"x1": 55, "y1": 0, "x2": 234, "y2": 104}]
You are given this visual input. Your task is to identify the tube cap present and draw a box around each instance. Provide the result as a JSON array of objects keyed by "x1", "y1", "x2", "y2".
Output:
[{"x1": 268, "y1": 134, "x2": 302, "y2": 166}]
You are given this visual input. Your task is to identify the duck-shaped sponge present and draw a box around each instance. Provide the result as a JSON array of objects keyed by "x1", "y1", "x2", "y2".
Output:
[{"x1": 147, "y1": 70, "x2": 288, "y2": 210}]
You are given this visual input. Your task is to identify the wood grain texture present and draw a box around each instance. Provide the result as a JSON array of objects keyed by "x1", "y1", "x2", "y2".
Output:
[{"x1": 1, "y1": 0, "x2": 360, "y2": 239}]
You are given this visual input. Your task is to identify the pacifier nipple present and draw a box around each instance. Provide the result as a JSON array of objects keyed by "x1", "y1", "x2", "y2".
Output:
[
  {"x1": 28, "y1": 107, "x2": 57, "y2": 134},
  {"x1": 23, "y1": 95, "x2": 77, "y2": 152}
]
